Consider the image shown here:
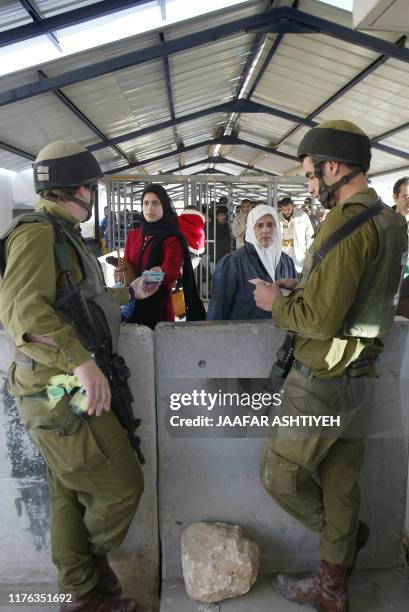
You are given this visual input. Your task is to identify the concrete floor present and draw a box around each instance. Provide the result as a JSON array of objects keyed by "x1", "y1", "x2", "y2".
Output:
[
  {"x1": 159, "y1": 567, "x2": 409, "y2": 612},
  {"x1": 0, "y1": 559, "x2": 159, "y2": 612},
  {"x1": 1, "y1": 566, "x2": 408, "y2": 611}
]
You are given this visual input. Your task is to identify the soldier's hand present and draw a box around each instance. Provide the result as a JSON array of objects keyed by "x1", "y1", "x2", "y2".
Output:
[
  {"x1": 276, "y1": 277, "x2": 298, "y2": 290},
  {"x1": 254, "y1": 282, "x2": 281, "y2": 311},
  {"x1": 74, "y1": 359, "x2": 111, "y2": 417}
]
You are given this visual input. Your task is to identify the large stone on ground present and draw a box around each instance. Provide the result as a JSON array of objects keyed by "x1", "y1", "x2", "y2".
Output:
[{"x1": 181, "y1": 522, "x2": 259, "y2": 603}]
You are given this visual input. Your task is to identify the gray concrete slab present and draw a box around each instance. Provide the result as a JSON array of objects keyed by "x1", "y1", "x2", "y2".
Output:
[
  {"x1": 0, "y1": 325, "x2": 158, "y2": 608},
  {"x1": 160, "y1": 567, "x2": 409, "y2": 612},
  {"x1": 155, "y1": 321, "x2": 409, "y2": 579}
]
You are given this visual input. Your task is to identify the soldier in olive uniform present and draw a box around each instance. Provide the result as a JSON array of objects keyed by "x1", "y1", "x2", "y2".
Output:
[
  {"x1": 254, "y1": 121, "x2": 407, "y2": 611},
  {"x1": 0, "y1": 142, "x2": 161, "y2": 612}
]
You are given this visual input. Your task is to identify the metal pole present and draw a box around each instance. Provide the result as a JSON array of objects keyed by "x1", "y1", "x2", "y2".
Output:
[
  {"x1": 267, "y1": 180, "x2": 273, "y2": 207},
  {"x1": 272, "y1": 178, "x2": 278, "y2": 209},
  {"x1": 107, "y1": 182, "x2": 112, "y2": 252}
]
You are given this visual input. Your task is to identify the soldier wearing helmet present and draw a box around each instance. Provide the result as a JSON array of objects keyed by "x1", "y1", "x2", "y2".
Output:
[
  {"x1": 0, "y1": 142, "x2": 161, "y2": 611},
  {"x1": 254, "y1": 121, "x2": 407, "y2": 611}
]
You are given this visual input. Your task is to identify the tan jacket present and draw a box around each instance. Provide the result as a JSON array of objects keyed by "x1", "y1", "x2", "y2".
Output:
[
  {"x1": 272, "y1": 189, "x2": 385, "y2": 378},
  {"x1": 0, "y1": 199, "x2": 129, "y2": 396}
]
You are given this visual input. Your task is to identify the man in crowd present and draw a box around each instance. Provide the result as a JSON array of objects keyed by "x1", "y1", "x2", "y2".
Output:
[
  {"x1": 393, "y1": 177, "x2": 409, "y2": 277},
  {"x1": 254, "y1": 121, "x2": 407, "y2": 611},
  {"x1": 209, "y1": 205, "x2": 231, "y2": 265},
  {"x1": 393, "y1": 176, "x2": 409, "y2": 218},
  {"x1": 232, "y1": 198, "x2": 253, "y2": 249},
  {"x1": 0, "y1": 141, "x2": 161, "y2": 612},
  {"x1": 278, "y1": 196, "x2": 314, "y2": 271}
]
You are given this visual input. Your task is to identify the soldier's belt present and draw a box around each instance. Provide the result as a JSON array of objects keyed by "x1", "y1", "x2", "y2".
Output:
[
  {"x1": 293, "y1": 357, "x2": 375, "y2": 379},
  {"x1": 293, "y1": 360, "x2": 315, "y2": 378}
]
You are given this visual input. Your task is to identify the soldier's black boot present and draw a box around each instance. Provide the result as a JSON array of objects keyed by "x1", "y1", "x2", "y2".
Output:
[
  {"x1": 94, "y1": 555, "x2": 123, "y2": 597},
  {"x1": 60, "y1": 587, "x2": 139, "y2": 611},
  {"x1": 276, "y1": 560, "x2": 350, "y2": 612}
]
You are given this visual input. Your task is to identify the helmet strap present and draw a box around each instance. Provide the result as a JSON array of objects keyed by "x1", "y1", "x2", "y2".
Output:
[
  {"x1": 52, "y1": 187, "x2": 95, "y2": 221},
  {"x1": 313, "y1": 162, "x2": 362, "y2": 209}
]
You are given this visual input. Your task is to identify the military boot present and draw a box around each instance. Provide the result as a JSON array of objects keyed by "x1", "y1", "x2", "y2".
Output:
[
  {"x1": 276, "y1": 560, "x2": 350, "y2": 612},
  {"x1": 60, "y1": 587, "x2": 139, "y2": 611},
  {"x1": 94, "y1": 555, "x2": 123, "y2": 597}
]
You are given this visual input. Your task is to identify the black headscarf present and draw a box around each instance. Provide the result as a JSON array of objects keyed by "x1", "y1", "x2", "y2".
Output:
[{"x1": 129, "y1": 183, "x2": 206, "y2": 328}]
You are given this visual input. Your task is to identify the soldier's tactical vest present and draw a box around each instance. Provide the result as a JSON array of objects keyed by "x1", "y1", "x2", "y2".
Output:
[
  {"x1": 0, "y1": 211, "x2": 121, "y2": 355},
  {"x1": 297, "y1": 200, "x2": 408, "y2": 338}
]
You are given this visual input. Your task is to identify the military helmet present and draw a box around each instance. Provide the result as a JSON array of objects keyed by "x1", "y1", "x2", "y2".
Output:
[
  {"x1": 33, "y1": 141, "x2": 102, "y2": 193},
  {"x1": 297, "y1": 120, "x2": 371, "y2": 173}
]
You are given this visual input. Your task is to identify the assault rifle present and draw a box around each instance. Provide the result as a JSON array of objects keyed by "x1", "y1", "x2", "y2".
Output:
[{"x1": 51, "y1": 218, "x2": 145, "y2": 465}]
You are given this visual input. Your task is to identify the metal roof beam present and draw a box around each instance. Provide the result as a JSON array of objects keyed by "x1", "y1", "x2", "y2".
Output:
[
  {"x1": 2, "y1": 6, "x2": 409, "y2": 106},
  {"x1": 88, "y1": 99, "x2": 313, "y2": 152},
  {"x1": 0, "y1": 0, "x2": 152, "y2": 48},
  {"x1": 273, "y1": 34, "x2": 407, "y2": 150},
  {"x1": 373, "y1": 121, "x2": 409, "y2": 142},
  {"x1": 36, "y1": 69, "x2": 131, "y2": 163},
  {"x1": 212, "y1": 156, "x2": 277, "y2": 176},
  {"x1": 192, "y1": 168, "x2": 231, "y2": 175},
  {"x1": 99, "y1": 109, "x2": 409, "y2": 172},
  {"x1": 223, "y1": 1, "x2": 300, "y2": 137},
  {"x1": 0, "y1": 10, "x2": 303, "y2": 107},
  {"x1": 369, "y1": 164, "x2": 409, "y2": 179},
  {"x1": 18, "y1": 0, "x2": 62, "y2": 51},
  {"x1": 0, "y1": 140, "x2": 35, "y2": 160},
  {"x1": 159, "y1": 0, "x2": 166, "y2": 21},
  {"x1": 159, "y1": 31, "x2": 183, "y2": 165},
  {"x1": 106, "y1": 137, "x2": 295, "y2": 174},
  {"x1": 127, "y1": 155, "x2": 277, "y2": 177},
  {"x1": 229, "y1": 136, "x2": 296, "y2": 160},
  {"x1": 284, "y1": 6, "x2": 409, "y2": 62}
]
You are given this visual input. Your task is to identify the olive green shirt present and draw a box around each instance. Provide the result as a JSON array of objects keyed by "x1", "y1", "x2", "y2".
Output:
[
  {"x1": 0, "y1": 199, "x2": 130, "y2": 395},
  {"x1": 272, "y1": 188, "x2": 382, "y2": 378}
]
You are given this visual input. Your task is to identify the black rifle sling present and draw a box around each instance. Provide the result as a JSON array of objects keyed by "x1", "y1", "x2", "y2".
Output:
[
  {"x1": 45, "y1": 214, "x2": 146, "y2": 464},
  {"x1": 311, "y1": 200, "x2": 384, "y2": 269}
]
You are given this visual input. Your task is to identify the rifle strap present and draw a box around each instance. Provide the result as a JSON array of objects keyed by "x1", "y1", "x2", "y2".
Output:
[
  {"x1": 311, "y1": 200, "x2": 383, "y2": 269},
  {"x1": 44, "y1": 213, "x2": 73, "y2": 274}
]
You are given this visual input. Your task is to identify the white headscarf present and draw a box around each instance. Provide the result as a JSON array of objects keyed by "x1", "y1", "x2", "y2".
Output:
[{"x1": 245, "y1": 204, "x2": 282, "y2": 281}]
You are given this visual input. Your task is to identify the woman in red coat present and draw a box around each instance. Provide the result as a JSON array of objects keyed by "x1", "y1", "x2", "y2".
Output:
[{"x1": 123, "y1": 183, "x2": 205, "y2": 328}]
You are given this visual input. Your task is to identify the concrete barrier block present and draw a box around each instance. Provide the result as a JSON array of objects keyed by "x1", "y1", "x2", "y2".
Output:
[
  {"x1": 0, "y1": 324, "x2": 158, "y2": 606},
  {"x1": 155, "y1": 321, "x2": 409, "y2": 581}
]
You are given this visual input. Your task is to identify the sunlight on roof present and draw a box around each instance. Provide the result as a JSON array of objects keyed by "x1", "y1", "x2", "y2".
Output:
[
  {"x1": 0, "y1": 0, "x2": 249, "y2": 77},
  {"x1": 319, "y1": 0, "x2": 353, "y2": 10}
]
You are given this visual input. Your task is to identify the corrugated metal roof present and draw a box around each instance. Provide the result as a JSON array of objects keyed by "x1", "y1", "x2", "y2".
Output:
[
  {"x1": 0, "y1": 0, "x2": 31, "y2": 32},
  {"x1": 0, "y1": 0, "x2": 102, "y2": 32},
  {"x1": 1, "y1": 0, "x2": 409, "y2": 182}
]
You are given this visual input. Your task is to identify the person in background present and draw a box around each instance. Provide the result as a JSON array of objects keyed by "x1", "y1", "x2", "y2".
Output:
[
  {"x1": 278, "y1": 196, "x2": 314, "y2": 272},
  {"x1": 232, "y1": 199, "x2": 253, "y2": 249},
  {"x1": 208, "y1": 205, "x2": 231, "y2": 266},
  {"x1": 392, "y1": 176, "x2": 409, "y2": 217},
  {"x1": 178, "y1": 206, "x2": 206, "y2": 270},
  {"x1": 207, "y1": 204, "x2": 296, "y2": 320},
  {"x1": 118, "y1": 184, "x2": 205, "y2": 328},
  {"x1": 392, "y1": 177, "x2": 409, "y2": 277}
]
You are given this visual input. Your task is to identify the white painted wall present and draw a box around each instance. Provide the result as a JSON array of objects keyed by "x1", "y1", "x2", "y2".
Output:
[
  {"x1": 0, "y1": 170, "x2": 14, "y2": 233},
  {"x1": 12, "y1": 168, "x2": 37, "y2": 207}
]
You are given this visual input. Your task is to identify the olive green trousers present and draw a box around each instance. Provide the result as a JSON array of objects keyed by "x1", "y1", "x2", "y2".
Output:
[
  {"x1": 17, "y1": 394, "x2": 144, "y2": 596},
  {"x1": 260, "y1": 367, "x2": 372, "y2": 565}
]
